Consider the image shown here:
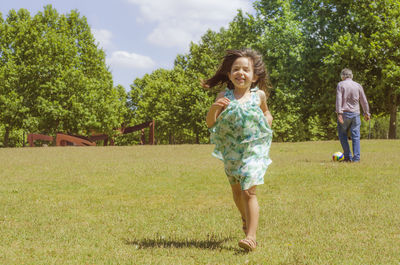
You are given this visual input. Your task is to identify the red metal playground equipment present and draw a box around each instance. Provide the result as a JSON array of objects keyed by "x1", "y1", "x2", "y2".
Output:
[{"x1": 27, "y1": 120, "x2": 155, "y2": 147}]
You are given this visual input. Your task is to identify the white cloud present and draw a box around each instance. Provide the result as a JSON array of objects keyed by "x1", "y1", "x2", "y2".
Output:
[
  {"x1": 147, "y1": 22, "x2": 195, "y2": 48},
  {"x1": 108, "y1": 51, "x2": 156, "y2": 69},
  {"x1": 92, "y1": 29, "x2": 113, "y2": 49},
  {"x1": 126, "y1": 0, "x2": 253, "y2": 50}
]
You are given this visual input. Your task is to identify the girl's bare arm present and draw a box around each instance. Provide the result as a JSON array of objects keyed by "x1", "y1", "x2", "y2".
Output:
[
  {"x1": 206, "y1": 91, "x2": 230, "y2": 128},
  {"x1": 257, "y1": 90, "x2": 273, "y2": 127}
]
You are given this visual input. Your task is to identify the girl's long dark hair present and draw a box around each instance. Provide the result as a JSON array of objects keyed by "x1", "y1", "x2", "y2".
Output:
[{"x1": 202, "y1": 48, "x2": 271, "y2": 95}]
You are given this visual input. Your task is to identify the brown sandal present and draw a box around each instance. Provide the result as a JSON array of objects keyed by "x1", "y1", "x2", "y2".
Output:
[{"x1": 238, "y1": 237, "x2": 257, "y2": 251}]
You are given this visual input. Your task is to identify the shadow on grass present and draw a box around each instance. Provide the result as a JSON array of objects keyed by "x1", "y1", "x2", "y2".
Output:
[{"x1": 124, "y1": 235, "x2": 243, "y2": 252}]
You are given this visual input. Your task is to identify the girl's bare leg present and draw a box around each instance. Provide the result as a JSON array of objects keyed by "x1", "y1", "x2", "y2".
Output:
[
  {"x1": 241, "y1": 186, "x2": 258, "y2": 240},
  {"x1": 230, "y1": 183, "x2": 246, "y2": 232}
]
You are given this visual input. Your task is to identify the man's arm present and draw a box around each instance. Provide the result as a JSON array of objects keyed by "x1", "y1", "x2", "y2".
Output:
[
  {"x1": 359, "y1": 85, "x2": 370, "y2": 120},
  {"x1": 336, "y1": 83, "x2": 344, "y2": 124}
]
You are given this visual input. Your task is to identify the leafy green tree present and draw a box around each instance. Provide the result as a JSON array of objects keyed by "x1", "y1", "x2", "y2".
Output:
[
  {"x1": 172, "y1": 66, "x2": 213, "y2": 144},
  {"x1": 0, "y1": 6, "x2": 127, "y2": 146},
  {"x1": 253, "y1": 0, "x2": 311, "y2": 141},
  {"x1": 129, "y1": 69, "x2": 181, "y2": 144},
  {"x1": 0, "y1": 9, "x2": 37, "y2": 147}
]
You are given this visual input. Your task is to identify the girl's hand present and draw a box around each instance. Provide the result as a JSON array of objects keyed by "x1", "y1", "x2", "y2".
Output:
[
  {"x1": 265, "y1": 110, "x2": 273, "y2": 127},
  {"x1": 212, "y1": 97, "x2": 230, "y2": 110},
  {"x1": 206, "y1": 94, "x2": 230, "y2": 128}
]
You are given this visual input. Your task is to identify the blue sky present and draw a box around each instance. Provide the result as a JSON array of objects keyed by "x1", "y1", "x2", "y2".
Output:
[{"x1": 1, "y1": 0, "x2": 255, "y2": 89}]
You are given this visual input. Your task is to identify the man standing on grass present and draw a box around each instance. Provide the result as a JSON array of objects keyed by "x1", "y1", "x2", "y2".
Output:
[{"x1": 336, "y1": 68, "x2": 371, "y2": 162}]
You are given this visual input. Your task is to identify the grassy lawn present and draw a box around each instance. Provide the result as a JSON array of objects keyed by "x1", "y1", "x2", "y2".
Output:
[{"x1": 0, "y1": 140, "x2": 399, "y2": 264}]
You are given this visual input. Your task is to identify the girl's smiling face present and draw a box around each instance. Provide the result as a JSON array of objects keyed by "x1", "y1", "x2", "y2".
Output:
[{"x1": 228, "y1": 57, "x2": 258, "y2": 90}]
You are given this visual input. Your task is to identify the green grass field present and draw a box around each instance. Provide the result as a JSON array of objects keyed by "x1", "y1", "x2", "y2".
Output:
[{"x1": 1, "y1": 140, "x2": 399, "y2": 264}]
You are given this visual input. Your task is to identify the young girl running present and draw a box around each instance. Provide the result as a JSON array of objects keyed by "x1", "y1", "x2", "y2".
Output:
[{"x1": 204, "y1": 48, "x2": 273, "y2": 251}]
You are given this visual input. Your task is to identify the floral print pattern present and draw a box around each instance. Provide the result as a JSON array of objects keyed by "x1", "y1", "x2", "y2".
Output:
[{"x1": 210, "y1": 87, "x2": 273, "y2": 190}]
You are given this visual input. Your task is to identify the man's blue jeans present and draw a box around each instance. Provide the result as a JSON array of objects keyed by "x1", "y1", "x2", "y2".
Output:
[{"x1": 337, "y1": 112, "x2": 361, "y2": 161}]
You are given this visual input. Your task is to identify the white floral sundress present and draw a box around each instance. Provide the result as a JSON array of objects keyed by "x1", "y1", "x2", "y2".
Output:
[{"x1": 210, "y1": 87, "x2": 273, "y2": 190}]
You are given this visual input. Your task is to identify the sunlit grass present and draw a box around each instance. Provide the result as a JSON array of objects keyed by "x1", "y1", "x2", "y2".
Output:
[{"x1": 0, "y1": 140, "x2": 399, "y2": 264}]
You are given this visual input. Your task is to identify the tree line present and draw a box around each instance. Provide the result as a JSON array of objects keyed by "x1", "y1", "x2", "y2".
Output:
[{"x1": 1, "y1": 1, "x2": 399, "y2": 147}]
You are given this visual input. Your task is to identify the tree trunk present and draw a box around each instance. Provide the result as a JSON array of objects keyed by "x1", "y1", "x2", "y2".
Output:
[
  {"x1": 4, "y1": 127, "x2": 10, "y2": 147},
  {"x1": 195, "y1": 128, "x2": 199, "y2": 144},
  {"x1": 388, "y1": 92, "x2": 398, "y2": 139}
]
